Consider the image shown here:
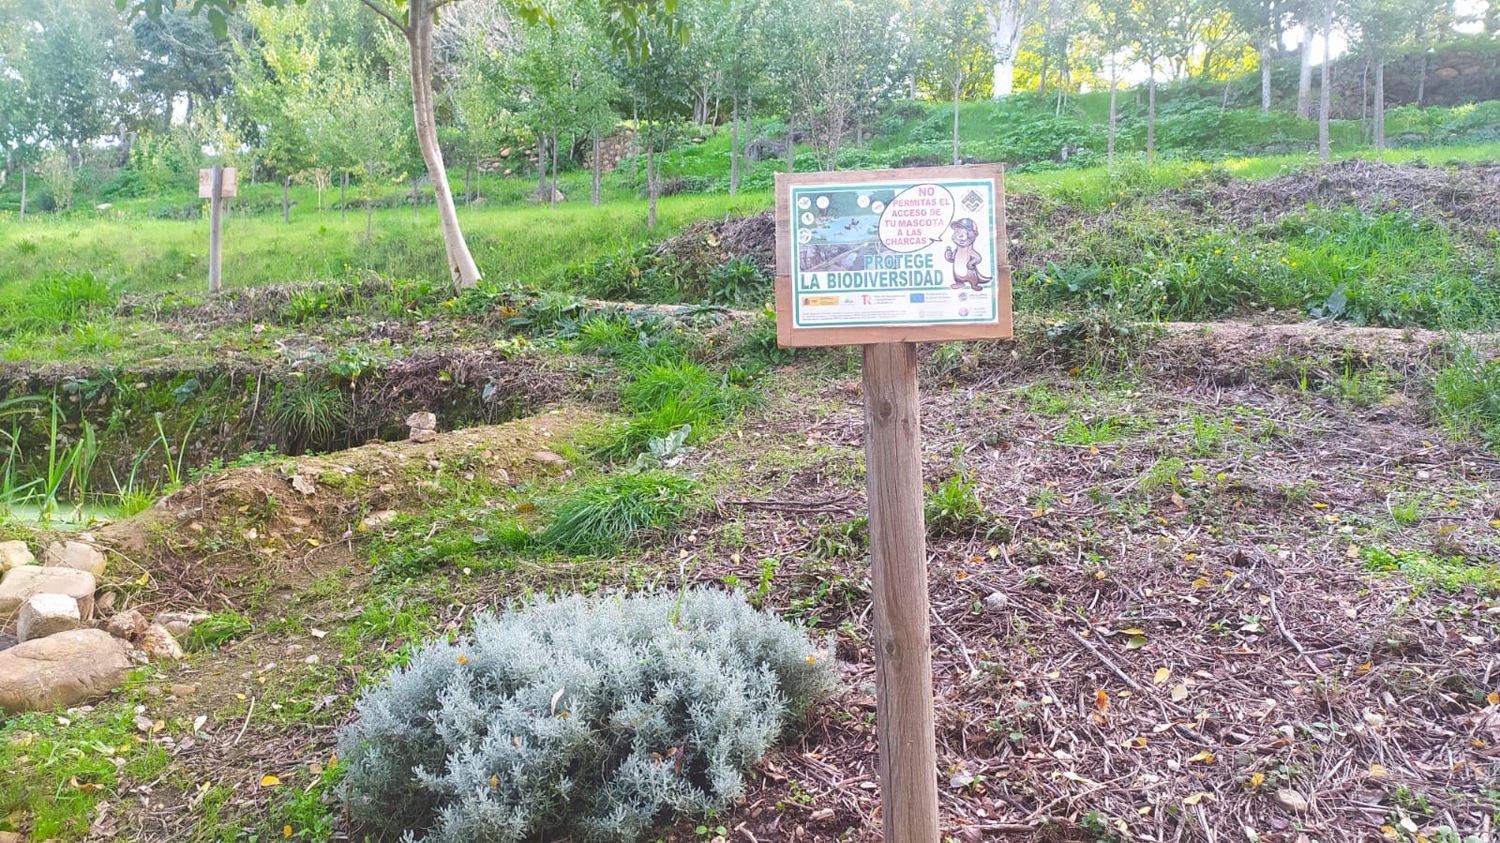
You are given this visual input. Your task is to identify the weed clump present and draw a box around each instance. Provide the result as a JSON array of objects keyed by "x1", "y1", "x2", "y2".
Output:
[{"x1": 336, "y1": 589, "x2": 838, "y2": 843}]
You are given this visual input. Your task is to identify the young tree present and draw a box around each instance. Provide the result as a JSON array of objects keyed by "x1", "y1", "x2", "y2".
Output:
[
  {"x1": 1229, "y1": 0, "x2": 1291, "y2": 112},
  {"x1": 233, "y1": 5, "x2": 321, "y2": 223},
  {"x1": 1317, "y1": 0, "x2": 1334, "y2": 161},
  {"x1": 919, "y1": 0, "x2": 986, "y2": 164},
  {"x1": 1084, "y1": 0, "x2": 1130, "y2": 163},
  {"x1": 1349, "y1": 0, "x2": 1426, "y2": 150}
]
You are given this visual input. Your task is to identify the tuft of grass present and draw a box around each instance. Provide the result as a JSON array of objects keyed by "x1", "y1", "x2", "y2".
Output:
[
  {"x1": 1056, "y1": 416, "x2": 1128, "y2": 446},
  {"x1": 267, "y1": 380, "x2": 349, "y2": 454},
  {"x1": 186, "y1": 611, "x2": 254, "y2": 652},
  {"x1": 1433, "y1": 343, "x2": 1500, "y2": 450},
  {"x1": 606, "y1": 359, "x2": 747, "y2": 459},
  {"x1": 541, "y1": 471, "x2": 698, "y2": 554}
]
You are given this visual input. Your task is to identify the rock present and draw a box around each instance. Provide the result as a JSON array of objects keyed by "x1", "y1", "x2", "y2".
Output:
[
  {"x1": 406, "y1": 411, "x2": 437, "y2": 431},
  {"x1": 0, "y1": 628, "x2": 131, "y2": 714},
  {"x1": 105, "y1": 609, "x2": 148, "y2": 640},
  {"x1": 156, "y1": 610, "x2": 210, "y2": 628},
  {"x1": 139, "y1": 624, "x2": 185, "y2": 661},
  {"x1": 982, "y1": 591, "x2": 1009, "y2": 613},
  {"x1": 17, "y1": 593, "x2": 82, "y2": 642},
  {"x1": 410, "y1": 427, "x2": 439, "y2": 444},
  {"x1": 0, "y1": 567, "x2": 96, "y2": 631},
  {"x1": 0, "y1": 540, "x2": 35, "y2": 570},
  {"x1": 164, "y1": 621, "x2": 189, "y2": 638},
  {"x1": 43, "y1": 540, "x2": 107, "y2": 577},
  {"x1": 1275, "y1": 788, "x2": 1311, "y2": 813},
  {"x1": 361, "y1": 510, "x2": 398, "y2": 529},
  {"x1": 500, "y1": 147, "x2": 513, "y2": 158},
  {"x1": 530, "y1": 450, "x2": 569, "y2": 467},
  {"x1": 170, "y1": 683, "x2": 196, "y2": 696}
]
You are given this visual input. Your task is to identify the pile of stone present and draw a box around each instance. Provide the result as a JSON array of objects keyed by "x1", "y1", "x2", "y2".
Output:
[
  {"x1": 406, "y1": 411, "x2": 439, "y2": 443},
  {"x1": 0, "y1": 538, "x2": 208, "y2": 715}
]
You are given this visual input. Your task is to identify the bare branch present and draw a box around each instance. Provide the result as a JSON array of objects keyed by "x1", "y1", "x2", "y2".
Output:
[{"x1": 360, "y1": 0, "x2": 407, "y2": 33}]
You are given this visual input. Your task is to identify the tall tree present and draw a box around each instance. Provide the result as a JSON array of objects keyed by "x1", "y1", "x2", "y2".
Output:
[
  {"x1": 1084, "y1": 0, "x2": 1130, "y2": 163},
  {"x1": 919, "y1": 0, "x2": 986, "y2": 164},
  {"x1": 1229, "y1": 0, "x2": 1291, "y2": 112}
]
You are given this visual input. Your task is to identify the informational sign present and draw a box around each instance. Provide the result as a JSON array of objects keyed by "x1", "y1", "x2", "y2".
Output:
[
  {"x1": 774, "y1": 164, "x2": 1010, "y2": 347},
  {"x1": 198, "y1": 167, "x2": 238, "y2": 198}
]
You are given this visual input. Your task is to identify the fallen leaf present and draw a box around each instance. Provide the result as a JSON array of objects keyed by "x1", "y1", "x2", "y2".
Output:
[
  {"x1": 70, "y1": 776, "x2": 105, "y2": 791},
  {"x1": 1126, "y1": 635, "x2": 1148, "y2": 650},
  {"x1": 260, "y1": 775, "x2": 281, "y2": 787},
  {"x1": 1368, "y1": 764, "x2": 1388, "y2": 779},
  {"x1": 1096, "y1": 689, "x2": 1110, "y2": 715},
  {"x1": 1121, "y1": 736, "x2": 1148, "y2": 749},
  {"x1": 1346, "y1": 544, "x2": 1360, "y2": 560},
  {"x1": 1154, "y1": 667, "x2": 1171, "y2": 685},
  {"x1": 1120, "y1": 627, "x2": 1146, "y2": 636},
  {"x1": 1188, "y1": 750, "x2": 1216, "y2": 764},
  {"x1": 1182, "y1": 792, "x2": 1215, "y2": 806},
  {"x1": 1171, "y1": 684, "x2": 1190, "y2": 702}
]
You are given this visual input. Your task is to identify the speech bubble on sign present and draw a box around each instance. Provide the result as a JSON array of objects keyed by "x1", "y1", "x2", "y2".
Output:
[{"x1": 878, "y1": 184, "x2": 954, "y2": 253}]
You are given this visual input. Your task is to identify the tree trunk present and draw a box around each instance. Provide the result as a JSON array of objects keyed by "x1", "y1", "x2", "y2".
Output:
[
  {"x1": 1416, "y1": 50, "x2": 1429, "y2": 107},
  {"x1": 647, "y1": 122, "x2": 658, "y2": 230},
  {"x1": 1147, "y1": 68, "x2": 1157, "y2": 156},
  {"x1": 412, "y1": 177, "x2": 419, "y2": 222},
  {"x1": 340, "y1": 171, "x2": 348, "y2": 221},
  {"x1": 1297, "y1": 26, "x2": 1315, "y2": 118},
  {"x1": 952, "y1": 63, "x2": 962, "y2": 166},
  {"x1": 631, "y1": 100, "x2": 640, "y2": 181},
  {"x1": 1318, "y1": 0, "x2": 1332, "y2": 164},
  {"x1": 1038, "y1": 52, "x2": 1049, "y2": 97},
  {"x1": 1374, "y1": 59, "x2": 1386, "y2": 152},
  {"x1": 729, "y1": 96, "x2": 739, "y2": 197},
  {"x1": 550, "y1": 134, "x2": 559, "y2": 210},
  {"x1": 475, "y1": 161, "x2": 482, "y2": 201},
  {"x1": 283, "y1": 176, "x2": 290, "y2": 223},
  {"x1": 537, "y1": 135, "x2": 549, "y2": 193},
  {"x1": 464, "y1": 161, "x2": 473, "y2": 204},
  {"x1": 985, "y1": 3, "x2": 1024, "y2": 98},
  {"x1": 19, "y1": 168, "x2": 25, "y2": 222},
  {"x1": 591, "y1": 133, "x2": 601, "y2": 206},
  {"x1": 404, "y1": 2, "x2": 481, "y2": 290},
  {"x1": 1108, "y1": 54, "x2": 1118, "y2": 165},
  {"x1": 786, "y1": 116, "x2": 795, "y2": 174},
  {"x1": 365, "y1": 182, "x2": 374, "y2": 241},
  {"x1": 1360, "y1": 60, "x2": 1369, "y2": 138},
  {"x1": 1261, "y1": 35, "x2": 1273, "y2": 113}
]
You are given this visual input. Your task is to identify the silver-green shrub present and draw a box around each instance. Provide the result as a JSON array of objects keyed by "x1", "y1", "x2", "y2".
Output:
[{"x1": 337, "y1": 589, "x2": 838, "y2": 843}]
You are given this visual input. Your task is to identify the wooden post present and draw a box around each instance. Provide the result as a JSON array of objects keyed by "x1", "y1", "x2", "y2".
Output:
[
  {"x1": 863, "y1": 342, "x2": 939, "y2": 843},
  {"x1": 208, "y1": 164, "x2": 224, "y2": 295}
]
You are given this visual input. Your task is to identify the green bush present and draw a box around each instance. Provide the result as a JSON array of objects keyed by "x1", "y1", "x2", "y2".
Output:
[{"x1": 337, "y1": 589, "x2": 838, "y2": 843}]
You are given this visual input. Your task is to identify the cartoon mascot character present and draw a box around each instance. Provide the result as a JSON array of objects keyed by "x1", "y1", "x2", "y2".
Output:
[{"x1": 944, "y1": 218, "x2": 991, "y2": 292}]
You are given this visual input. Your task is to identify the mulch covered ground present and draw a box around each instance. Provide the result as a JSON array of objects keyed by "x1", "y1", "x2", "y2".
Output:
[{"x1": 653, "y1": 326, "x2": 1500, "y2": 842}]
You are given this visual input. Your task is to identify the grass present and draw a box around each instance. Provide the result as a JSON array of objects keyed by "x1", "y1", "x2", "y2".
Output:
[
  {"x1": 0, "y1": 697, "x2": 172, "y2": 839},
  {"x1": 1361, "y1": 545, "x2": 1500, "y2": 594}
]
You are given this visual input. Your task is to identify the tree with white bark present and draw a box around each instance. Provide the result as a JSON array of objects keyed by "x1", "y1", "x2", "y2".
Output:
[{"x1": 984, "y1": 0, "x2": 1038, "y2": 97}]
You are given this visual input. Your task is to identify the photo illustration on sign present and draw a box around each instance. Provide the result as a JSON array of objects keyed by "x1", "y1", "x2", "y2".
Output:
[{"x1": 775, "y1": 165, "x2": 1010, "y2": 346}]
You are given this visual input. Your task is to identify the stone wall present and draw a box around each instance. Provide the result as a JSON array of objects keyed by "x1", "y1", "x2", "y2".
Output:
[{"x1": 1332, "y1": 42, "x2": 1500, "y2": 110}]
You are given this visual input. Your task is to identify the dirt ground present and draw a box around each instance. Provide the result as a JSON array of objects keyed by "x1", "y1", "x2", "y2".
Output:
[{"x1": 63, "y1": 318, "x2": 1496, "y2": 843}]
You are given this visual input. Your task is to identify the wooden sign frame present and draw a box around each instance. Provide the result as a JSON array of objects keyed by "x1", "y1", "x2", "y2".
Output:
[
  {"x1": 199, "y1": 167, "x2": 238, "y2": 199},
  {"x1": 774, "y1": 164, "x2": 1011, "y2": 348}
]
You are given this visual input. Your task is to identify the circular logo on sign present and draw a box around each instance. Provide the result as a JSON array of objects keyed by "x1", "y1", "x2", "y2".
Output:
[
  {"x1": 797, "y1": 196, "x2": 811, "y2": 210},
  {"x1": 958, "y1": 292, "x2": 968, "y2": 301},
  {"x1": 958, "y1": 307, "x2": 970, "y2": 317},
  {"x1": 856, "y1": 194, "x2": 871, "y2": 208},
  {"x1": 798, "y1": 230, "x2": 812, "y2": 244},
  {"x1": 815, "y1": 195, "x2": 830, "y2": 210},
  {"x1": 870, "y1": 201, "x2": 885, "y2": 214},
  {"x1": 800, "y1": 212, "x2": 815, "y2": 225}
]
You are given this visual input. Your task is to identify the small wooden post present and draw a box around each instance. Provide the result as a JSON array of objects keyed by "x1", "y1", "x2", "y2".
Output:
[
  {"x1": 208, "y1": 164, "x2": 224, "y2": 295},
  {"x1": 863, "y1": 341, "x2": 939, "y2": 842}
]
